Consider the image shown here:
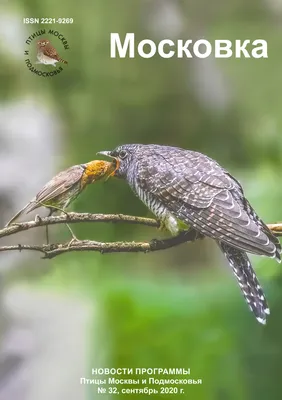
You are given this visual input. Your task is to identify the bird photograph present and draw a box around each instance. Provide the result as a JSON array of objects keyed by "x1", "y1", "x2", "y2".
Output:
[
  {"x1": 1, "y1": 1, "x2": 282, "y2": 399},
  {"x1": 36, "y1": 38, "x2": 68, "y2": 66}
]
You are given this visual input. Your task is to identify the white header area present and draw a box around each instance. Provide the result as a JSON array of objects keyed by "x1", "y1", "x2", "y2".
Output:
[{"x1": 110, "y1": 33, "x2": 268, "y2": 59}]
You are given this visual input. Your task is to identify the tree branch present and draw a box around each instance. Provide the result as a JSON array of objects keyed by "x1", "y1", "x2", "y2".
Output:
[
  {"x1": 267, "y1": 224, "x2": 282, "y2": 236},
  {"x1": 0, "y1": 213, "x2": 159, "y2": 239},
  {"x1": 0, "y1": 212, "x2": 281, "y2": 260},
  {"x1": 0, "y1": 231, "x2": 198, "y2": 259}
]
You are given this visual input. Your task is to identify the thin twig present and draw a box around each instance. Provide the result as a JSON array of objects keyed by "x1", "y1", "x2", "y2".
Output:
[
  {"x1": 0, "y1": 231, "x2": 197, "y2": 259},
  {"x1": 0, "y1": 213, "x2": 159, "y2": 239},
  {"x1": 267, "y1": 224, "x2": 282, "y2": 236}
]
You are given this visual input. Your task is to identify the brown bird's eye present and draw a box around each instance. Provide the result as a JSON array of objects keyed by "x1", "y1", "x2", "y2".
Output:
[{"x1": 119, "y1": 150, "x2": 127, "y2": 159}]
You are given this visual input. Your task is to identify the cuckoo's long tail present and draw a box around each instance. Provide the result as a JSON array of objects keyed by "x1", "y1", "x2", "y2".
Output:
[{"x1": 218, "y1": 241, "x2": 269, "y2": 325}]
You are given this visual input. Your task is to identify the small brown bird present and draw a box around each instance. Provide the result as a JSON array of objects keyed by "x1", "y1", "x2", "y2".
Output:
[
  {"x1": 36, "y1": 38, "x2": 68, "y2": 66},
  {"x1": 5, "y1": 160, "x2": 116, "y2": 243}
]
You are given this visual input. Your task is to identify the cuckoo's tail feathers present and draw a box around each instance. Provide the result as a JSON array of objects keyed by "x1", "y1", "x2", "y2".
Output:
[{"x1": 218, "y1": 241, "x2": 269, "y2": 325}]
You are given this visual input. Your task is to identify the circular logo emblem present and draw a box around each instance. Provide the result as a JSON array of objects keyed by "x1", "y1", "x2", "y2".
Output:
[{"x1": 24, "y1": 29, "x2": 70, "y2": 77}]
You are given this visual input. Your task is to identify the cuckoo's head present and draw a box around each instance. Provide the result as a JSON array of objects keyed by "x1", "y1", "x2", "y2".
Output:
[{"x1": 97, "y1": 144, "x2": 141, "y2": 178}]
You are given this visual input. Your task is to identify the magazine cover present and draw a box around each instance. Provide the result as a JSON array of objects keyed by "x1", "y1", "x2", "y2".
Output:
[{"x1": 0, "y1": 1, "x2": 281, "y2": 399}]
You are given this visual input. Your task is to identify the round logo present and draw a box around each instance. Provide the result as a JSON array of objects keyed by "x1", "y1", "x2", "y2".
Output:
[{"x1": 24, "y1": 29, "x2": 70, "y2": 77}]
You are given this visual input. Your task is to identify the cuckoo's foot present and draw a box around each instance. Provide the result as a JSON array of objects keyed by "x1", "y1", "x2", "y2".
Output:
[{"x1": 157, "y1": 220, "x2": 167, "y2": 232}]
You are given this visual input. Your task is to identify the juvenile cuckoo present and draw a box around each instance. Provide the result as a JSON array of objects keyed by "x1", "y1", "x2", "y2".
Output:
[{"x1": 98, "y1": 144, "x2": 281, "y2": 324}]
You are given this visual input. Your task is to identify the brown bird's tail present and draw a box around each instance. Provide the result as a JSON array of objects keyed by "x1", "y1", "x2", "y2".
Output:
[
  {"x1": 5, "y1": 202, "x2": 37, "y2": 227},
  {"x1": 59, "y1": 58, "x2": 68, "y2": 64}
]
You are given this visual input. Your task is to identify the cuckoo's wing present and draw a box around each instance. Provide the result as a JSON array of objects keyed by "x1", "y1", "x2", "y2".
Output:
[
  {"x1": 137, "y1": 148, "x2": 280, "y2": 259},
  {"x1": 33, "y1": 165, "x2": 83, "y2": 206}
]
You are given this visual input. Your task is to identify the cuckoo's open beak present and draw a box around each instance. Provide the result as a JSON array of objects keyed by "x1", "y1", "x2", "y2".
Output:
[{"x1": 96, "y1": 151, "x2": 113, "y2": 158}]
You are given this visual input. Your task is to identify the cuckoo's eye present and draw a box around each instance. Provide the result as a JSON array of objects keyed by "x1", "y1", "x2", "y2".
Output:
[{"x1": 119, "y1": 149, "x2": 128, "y2": 159}]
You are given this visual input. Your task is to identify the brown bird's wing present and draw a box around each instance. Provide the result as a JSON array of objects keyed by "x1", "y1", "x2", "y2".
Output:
[
  {"x1": 5, "y1": 165, "x2": 83, "y2": 226},
  {"x1": 44, "y1": 43, "x2": 60, "y2": 61},
  {"x1": 136, "y1": 146, "x2": 280, "y2": 259},
  {"x1": 34, "y1": 165, "x2": 84, "y2": 205}
]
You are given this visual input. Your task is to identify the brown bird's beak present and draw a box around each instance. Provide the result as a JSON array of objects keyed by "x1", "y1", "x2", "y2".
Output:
[
  {"x1": 96, "y1": 151, "x2": 120, "y2": 178},
  {"x1": 108, "y1": 158, "x2": 120, "y2": 178}
]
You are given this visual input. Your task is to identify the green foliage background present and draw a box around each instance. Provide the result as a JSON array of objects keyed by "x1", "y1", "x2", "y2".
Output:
[{"x1": 3, "y1": 0, "x2": 282, "y2": 399}]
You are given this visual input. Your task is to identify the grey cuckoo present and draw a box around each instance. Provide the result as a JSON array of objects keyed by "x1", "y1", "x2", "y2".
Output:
[{"x1": 98, "y1": 144, "x2": 281, "y2": 324}]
